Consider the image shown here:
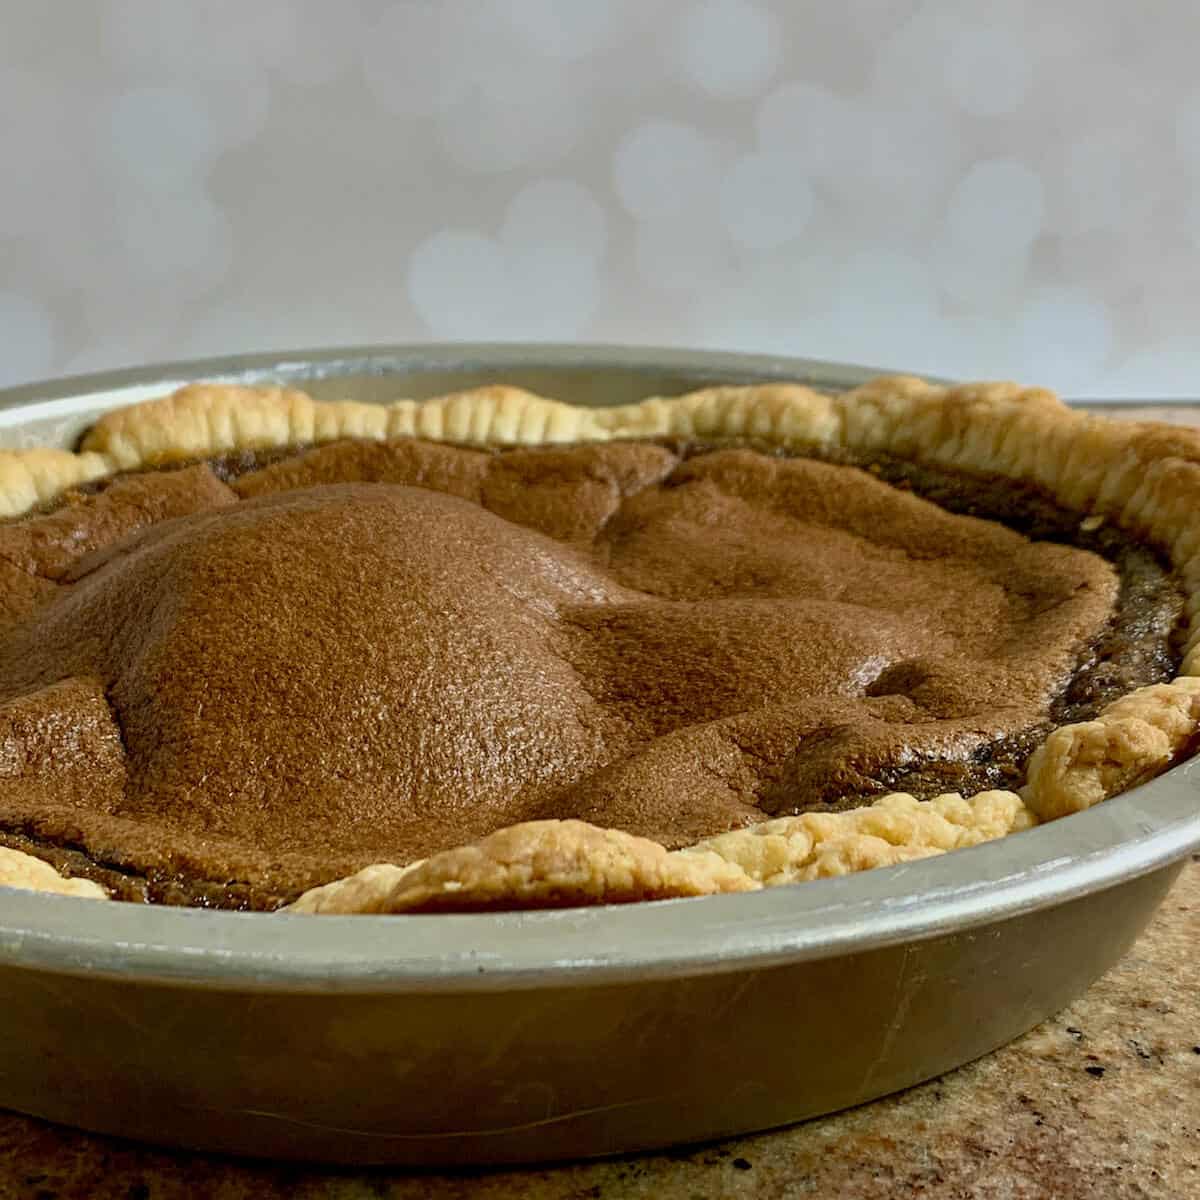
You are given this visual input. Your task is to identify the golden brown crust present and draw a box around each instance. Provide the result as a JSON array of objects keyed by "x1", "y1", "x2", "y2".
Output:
[
  {"x1": 0, "y1": 846, "x2": 107, "y2": 899},
  {"x1": 6, "y1": 377, "x2": 1200, "y2": 907},
  {"x1": 0, "y1": 448, "x2": 112, "y2": 518},
  {"x1": 286, "y1": 791, "x2": 1037, "y2": 914},
  {"x1": 79, "y1": 383, "x2": 610, "y2": 470},
  {"x1": 1023, "y1": 679, "x2": 1200, "y2": 820},
  {"x1": 685, "y1": 790, "x2": 1037, "y2": 884},
  {"x1": 286, "y1": 820, "x2": 755, "y2": 914}
]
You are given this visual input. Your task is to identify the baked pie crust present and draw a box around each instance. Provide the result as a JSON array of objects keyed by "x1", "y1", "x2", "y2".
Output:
[{"x1": 0, "y1": 376, "x2": 1197, "y2": 914}]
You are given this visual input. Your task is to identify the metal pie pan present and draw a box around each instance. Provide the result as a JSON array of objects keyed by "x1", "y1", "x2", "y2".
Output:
[{"x1": 0, "y1": 344, "x2": 1196, "y2": 1166}]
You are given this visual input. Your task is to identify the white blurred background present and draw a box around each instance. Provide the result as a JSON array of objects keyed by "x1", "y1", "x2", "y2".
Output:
[{"x1": 3, "y1": 1, "x2": 1199, "y2": 397}]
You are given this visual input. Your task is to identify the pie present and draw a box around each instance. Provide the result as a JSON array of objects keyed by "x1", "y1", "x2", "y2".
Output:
[{"x1": 0, "y1": 377, "x2": 1196, "y2": 914}]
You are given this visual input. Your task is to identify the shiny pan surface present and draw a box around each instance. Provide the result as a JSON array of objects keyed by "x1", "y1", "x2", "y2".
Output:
[{"x1": 0, "y1": 345, "x2": 1196, "y2": 1166}]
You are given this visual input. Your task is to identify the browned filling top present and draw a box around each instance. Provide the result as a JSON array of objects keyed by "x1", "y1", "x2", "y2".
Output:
[{"x1": 0, "y1": 437, "x2": 1183, "y2": 908}]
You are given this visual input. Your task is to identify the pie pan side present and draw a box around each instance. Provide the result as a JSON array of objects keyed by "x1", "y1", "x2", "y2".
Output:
[{"x1": 0, "y1": 344, "x2": 1195, "y2": 1165}]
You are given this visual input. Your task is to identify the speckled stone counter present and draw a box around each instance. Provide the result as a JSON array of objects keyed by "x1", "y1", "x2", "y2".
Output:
[{"x1": 2, "y1": 859, "x2": 1195, "y2": 1200}]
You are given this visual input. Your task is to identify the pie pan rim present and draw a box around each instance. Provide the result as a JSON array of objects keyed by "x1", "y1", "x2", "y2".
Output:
[{"x1": 0, "y1": 344, "x2": 1194, "y2": 987}]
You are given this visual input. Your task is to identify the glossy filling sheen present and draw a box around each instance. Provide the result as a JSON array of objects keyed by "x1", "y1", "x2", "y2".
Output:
[{"x1": 0, "y1": 437, "x2": 1183, "y2": 908}]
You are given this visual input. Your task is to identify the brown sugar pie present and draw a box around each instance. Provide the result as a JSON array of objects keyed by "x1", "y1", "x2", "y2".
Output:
[{"x1": 0, "y1": 377, "x2": 1196, "y2": 914}]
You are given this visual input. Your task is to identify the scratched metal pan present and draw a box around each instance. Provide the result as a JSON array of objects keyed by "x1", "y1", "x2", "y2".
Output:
[{"x1": 0, "y1": 345, "x2": 1196, "y2": 1167}]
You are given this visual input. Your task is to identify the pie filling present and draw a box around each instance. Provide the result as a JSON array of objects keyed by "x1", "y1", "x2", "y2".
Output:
[{"x1": 0, "y1": 435, "x2": 1184, "y2": 909}]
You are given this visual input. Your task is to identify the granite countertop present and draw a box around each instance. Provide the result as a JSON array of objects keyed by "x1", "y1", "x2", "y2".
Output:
[
  {"x1": 4, "y1": 404, "x2": 1198, "y2": 1199},
  {"x1": 2, "y1": 859, "x2": 1194, "y2": 1200}
]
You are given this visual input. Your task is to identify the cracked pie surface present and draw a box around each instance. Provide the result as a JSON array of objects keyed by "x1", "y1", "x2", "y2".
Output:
[{"x1": 0, "y1": 377, "x2": 1196, "y2": 914}]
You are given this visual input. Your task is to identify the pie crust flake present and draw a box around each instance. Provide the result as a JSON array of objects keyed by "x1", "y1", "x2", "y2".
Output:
[{"x1": 0, "y1": 376, "x2": 1196, "y2": 914}]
